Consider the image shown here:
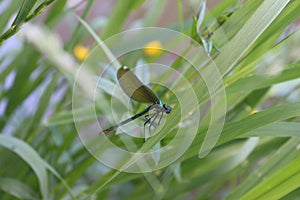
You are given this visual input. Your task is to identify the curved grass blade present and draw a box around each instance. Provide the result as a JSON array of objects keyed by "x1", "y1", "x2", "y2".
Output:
[{"x1": 0, "y1": 134, "x2": 49, "y2": 199}]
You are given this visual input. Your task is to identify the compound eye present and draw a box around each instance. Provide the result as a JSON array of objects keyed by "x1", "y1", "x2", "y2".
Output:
[{"x1": 163, "y1": 104, "x2": 172, "y2": 114}]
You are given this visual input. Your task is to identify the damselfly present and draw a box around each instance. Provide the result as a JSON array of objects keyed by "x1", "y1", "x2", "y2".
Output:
[{"x1": 100, "y1": 66, "x2": 172, "y2": 135}]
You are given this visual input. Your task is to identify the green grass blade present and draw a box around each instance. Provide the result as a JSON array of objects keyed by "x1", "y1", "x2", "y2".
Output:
[
  {"x1": 0, "y1": 135, "x2": 49, "y2": 199},
  {"x1": 0, "y1": 177, "x2": 38, "y2": 200},
  {"x1": 227, "y1": 137, "x2": 300, "y2": 199},
  {"x1": 240, "y1": 151, "x2": 300, "y2": 200},
  {"x1": 12, "y1": 0, "x2": 37, "y2": 27}
]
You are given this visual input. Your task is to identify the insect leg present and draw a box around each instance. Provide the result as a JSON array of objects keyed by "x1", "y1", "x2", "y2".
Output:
[
  {"x1": 149, "y1": 112, "x2": 160, "y2": 133},
  {"x1": 157, "y1": 111, "x2": 164, "y2": 126},
  {"x1": 144, "y1": 112, "x2": 156, "y2": 138}
]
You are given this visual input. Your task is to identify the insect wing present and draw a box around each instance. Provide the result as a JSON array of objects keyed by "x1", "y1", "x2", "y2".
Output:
[{"x1": 117, "y1": 66, "x2": 159, "y2": 103}]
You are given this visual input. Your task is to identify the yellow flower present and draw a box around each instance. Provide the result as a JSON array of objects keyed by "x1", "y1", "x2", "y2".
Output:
[
  {"x1": 73, "y1": 45, "x2": 90, "y2": 61},
  {"x1": 250, "y1": 109, "x2": 258, "y2": 115},
  {"x1": 143, "y1": 40, "x2": 163, "y2": 56}
]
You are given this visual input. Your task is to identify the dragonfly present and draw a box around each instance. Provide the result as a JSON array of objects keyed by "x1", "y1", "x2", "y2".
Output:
[{"x1": 100, "y1": 66, "x2": 172, "y2": 135}]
